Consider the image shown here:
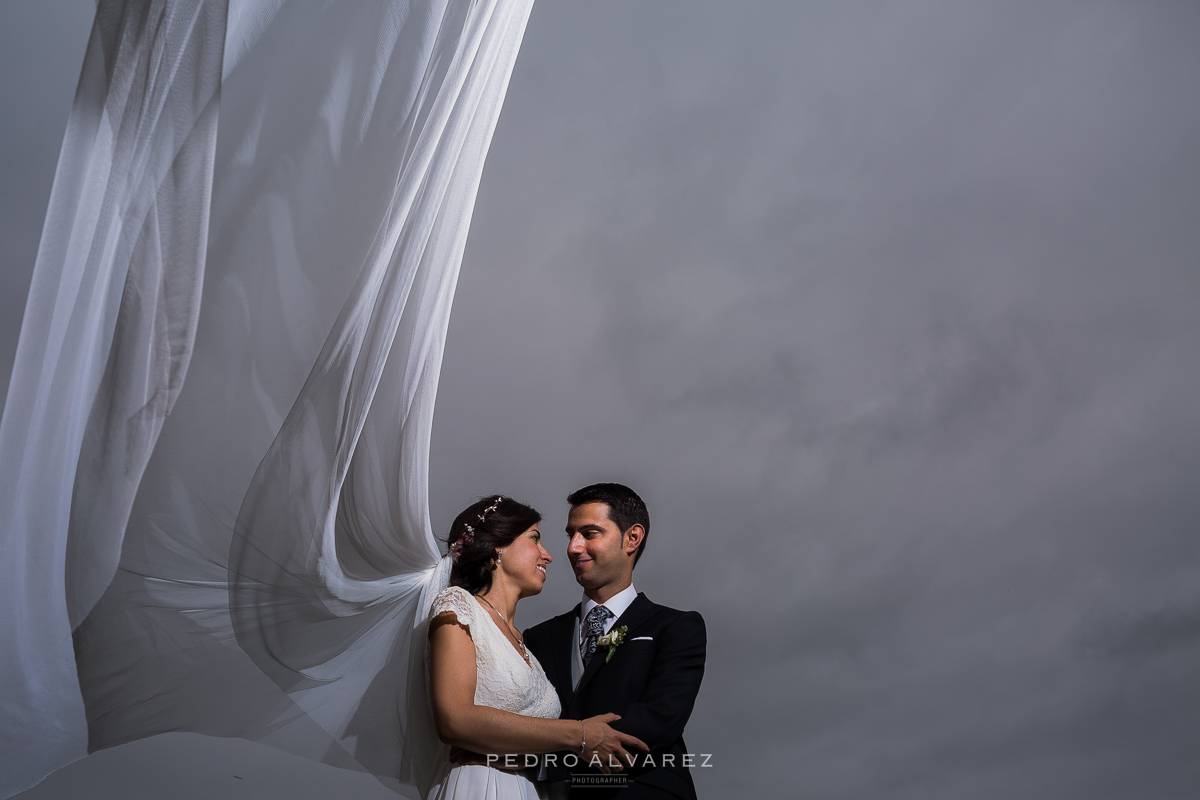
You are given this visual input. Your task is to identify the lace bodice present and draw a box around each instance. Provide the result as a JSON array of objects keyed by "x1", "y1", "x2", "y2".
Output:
[{"x1": 430, "y1": 586, "x2": 561, "y2": 720}]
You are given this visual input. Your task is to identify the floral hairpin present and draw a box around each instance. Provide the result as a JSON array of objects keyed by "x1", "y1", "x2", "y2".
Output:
[
  {"x1": 449, "y1": 525, "x2": 475, "y2": 562},
  {"x1": 478, "y1": 496, "x2": 502, "y2": 522},
  {"x1": 450, "y1": 497, "x2": 501, "y2": 562}
]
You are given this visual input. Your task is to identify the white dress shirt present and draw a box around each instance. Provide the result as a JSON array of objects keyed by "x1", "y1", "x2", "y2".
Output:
[
  {"x1": 580, "y1": 583, "x2": 638, "y2": 639},
  {"x1": 571, "y1": 583, "x2": 637, "y2": 688}
]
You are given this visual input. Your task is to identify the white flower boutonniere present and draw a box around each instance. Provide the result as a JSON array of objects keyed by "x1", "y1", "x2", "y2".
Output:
[{"x1": 597, "y1": 625, "x2": 628, "y2": 664}]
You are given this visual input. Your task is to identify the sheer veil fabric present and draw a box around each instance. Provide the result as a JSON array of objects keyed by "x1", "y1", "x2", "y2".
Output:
[{"x1": 0, "y1": 1, "x2": 534, "y2": 797}]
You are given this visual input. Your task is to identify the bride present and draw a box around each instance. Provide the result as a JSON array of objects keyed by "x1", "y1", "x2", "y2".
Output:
[
  {"x1": 427, "y1": 496, "x2": 645, "y2": 799},
  {"x1": 0, "y1": 2, "x2": 619, "y2": 798}
]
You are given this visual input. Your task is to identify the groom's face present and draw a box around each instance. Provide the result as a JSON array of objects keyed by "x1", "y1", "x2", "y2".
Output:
[{"x1": 566, "y1": 502, "x2": 632, "y2": 590}]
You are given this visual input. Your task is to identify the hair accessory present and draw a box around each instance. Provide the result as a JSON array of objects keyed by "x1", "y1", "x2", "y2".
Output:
[
  {"x1": 478, "y1": 496, "x2": 502, "y2": 522},
  {"x1": 449, "y1": 497, "x2": 501, "y2": 562},
  {"x1": 449, "y1": 527, "x2": 475, "y2": 562}
]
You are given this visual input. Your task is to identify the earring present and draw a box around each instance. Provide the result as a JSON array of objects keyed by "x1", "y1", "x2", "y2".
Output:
[{"x1": 496, "y1": 549, "x2": 503, "y2": 565}]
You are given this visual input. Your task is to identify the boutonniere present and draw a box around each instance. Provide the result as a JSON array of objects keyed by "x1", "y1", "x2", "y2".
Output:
[{"x1": 596, "y1": 625, "x2": 628, "y2": 663}]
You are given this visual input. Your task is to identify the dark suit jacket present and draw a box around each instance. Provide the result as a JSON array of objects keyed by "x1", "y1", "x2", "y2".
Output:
[{"x1": 524, "y1": 593, "x2": 706, "y2": 800}]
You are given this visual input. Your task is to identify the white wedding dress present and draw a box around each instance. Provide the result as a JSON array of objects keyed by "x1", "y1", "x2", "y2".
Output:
[{"x1": 427, "y1": 587, "x2": 561, "y2": 800}]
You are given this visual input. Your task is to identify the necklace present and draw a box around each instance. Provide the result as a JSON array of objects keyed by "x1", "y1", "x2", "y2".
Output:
[{"x1": 476, "y1": 593, "x2": 524, "y2": 651}]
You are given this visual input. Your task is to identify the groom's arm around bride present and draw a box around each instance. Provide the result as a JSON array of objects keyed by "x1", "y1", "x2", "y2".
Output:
[{"x1": 524, "y1": 483, "x2": 707, "y2": 800}]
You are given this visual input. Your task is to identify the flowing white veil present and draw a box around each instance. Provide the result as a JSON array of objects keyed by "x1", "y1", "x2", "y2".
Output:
[{"x1": 0, "y1": 1, "x2": 534, "y2": 797}]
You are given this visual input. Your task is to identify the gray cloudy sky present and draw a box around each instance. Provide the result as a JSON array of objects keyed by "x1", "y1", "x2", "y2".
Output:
[{"x1": 7, "y1": 2, "x2": 1200, "y2": 798}]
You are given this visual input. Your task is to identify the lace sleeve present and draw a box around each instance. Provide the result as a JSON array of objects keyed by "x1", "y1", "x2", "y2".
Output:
[{"x1": 430, "y1": 586, "x2": 475, "y2": 637}]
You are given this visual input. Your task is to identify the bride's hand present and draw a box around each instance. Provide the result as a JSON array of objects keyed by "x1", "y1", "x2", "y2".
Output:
[{"x1": 581, "y1": 713, "x2": 648, "y2": 775}]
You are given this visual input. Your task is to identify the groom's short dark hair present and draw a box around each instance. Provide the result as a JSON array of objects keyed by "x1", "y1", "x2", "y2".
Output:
[{"x1": 566, "y1": 483, "x2": 650, "y2": 566}]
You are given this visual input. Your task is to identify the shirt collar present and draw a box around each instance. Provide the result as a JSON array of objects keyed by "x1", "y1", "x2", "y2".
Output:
[{"x1": 581, "y1": 583, "x2": 638, "y2": 626}]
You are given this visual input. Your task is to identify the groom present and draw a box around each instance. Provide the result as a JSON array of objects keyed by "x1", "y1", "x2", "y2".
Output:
[{"x1": 524, "y1": 483, "x2": 707, "y2": 799}]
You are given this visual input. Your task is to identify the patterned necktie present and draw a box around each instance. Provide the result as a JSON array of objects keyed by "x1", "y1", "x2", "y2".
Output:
[{"x1": 580, "y1": 605, "x2": 615, "y2": 669}]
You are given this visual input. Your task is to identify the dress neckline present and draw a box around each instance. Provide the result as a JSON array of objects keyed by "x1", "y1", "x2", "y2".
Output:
[{"x1": 471, "y1": 594, "x2": 532, "y2": 668}]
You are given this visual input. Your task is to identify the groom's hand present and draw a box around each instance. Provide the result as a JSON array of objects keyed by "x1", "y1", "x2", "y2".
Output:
[{"x1": 582, "y1": 713, "x2": 649, "y2": 775}]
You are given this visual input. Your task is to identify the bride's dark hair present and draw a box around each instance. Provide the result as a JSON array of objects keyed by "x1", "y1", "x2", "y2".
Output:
[{"x1": 447, "y1": 495, "x2": 542, "y2": 595}]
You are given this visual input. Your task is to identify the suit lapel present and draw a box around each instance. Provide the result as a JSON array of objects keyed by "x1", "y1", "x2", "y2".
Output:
[
  {"x1": 550, "y1": 606, "x2": 578, "y2": 711},
  {"x1": 570, "y1": 593, "x2": 658, "y2": 703}
]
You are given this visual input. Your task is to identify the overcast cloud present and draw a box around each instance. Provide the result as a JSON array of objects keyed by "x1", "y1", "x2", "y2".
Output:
[{"x1": 6, "y1": 2, "x2": 1200, "y2": 798}]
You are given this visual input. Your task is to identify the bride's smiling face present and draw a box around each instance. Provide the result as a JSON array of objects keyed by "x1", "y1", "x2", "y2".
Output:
[{"x1": 498, "y1": 524, "x2": 553, "y2": 597}]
